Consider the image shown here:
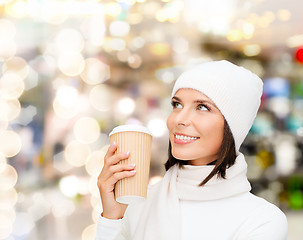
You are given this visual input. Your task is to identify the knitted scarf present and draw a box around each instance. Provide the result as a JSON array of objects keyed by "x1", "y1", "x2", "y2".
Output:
[{"x1": 133, "y1": 153, "x2": 251, "y2": 240}]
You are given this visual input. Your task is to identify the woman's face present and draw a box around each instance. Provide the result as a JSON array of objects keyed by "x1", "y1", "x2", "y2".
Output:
[{"x1": 167, "y1": 88, "x2": 225, "y2": 166}]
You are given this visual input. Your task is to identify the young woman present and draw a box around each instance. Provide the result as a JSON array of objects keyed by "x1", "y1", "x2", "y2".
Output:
[{"x1": 96, "y1": 60, "x2": 288, "y2": 240}]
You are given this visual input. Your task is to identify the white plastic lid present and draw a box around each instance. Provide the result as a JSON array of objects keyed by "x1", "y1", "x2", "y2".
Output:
[
  {"x1": 116, "y1": 195, "x2": 145, "y2": 204},
  {"x1": 109, "y1": 124, "x2": 152, "y2": 136}
]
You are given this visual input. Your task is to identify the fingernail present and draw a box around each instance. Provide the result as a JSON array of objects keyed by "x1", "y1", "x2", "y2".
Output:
[
  {"x1": 130, "y1": 170, "x2": 136, "y2": 174},
  {"x1": 111, "y1": 142, "x2": 117, "y2": 148},
  {"x1": 129, "y1": 163, "x2": 136, "y2": 167},
  {"x1": 124, "y1": 151, "x2": 130, "y2": 156}
]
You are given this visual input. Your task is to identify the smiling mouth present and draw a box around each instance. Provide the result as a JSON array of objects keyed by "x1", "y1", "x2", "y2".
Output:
[{"x1": 174, "y1": 134, "x2": 200, "y2": 144}]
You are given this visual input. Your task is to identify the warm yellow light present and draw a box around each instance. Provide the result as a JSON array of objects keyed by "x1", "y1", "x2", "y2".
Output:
[
  {"x1": 0, "y1": 130, "x2": 22, "y2": 158},
  {"x1": 243, "y1": 44, "x2": 261, "y2": 57},
  {"x1": 57, "y1": 52, "x2": 85, "y2": 77},
  {"x1": 149, "y1": 43, "x2": 170, "y2": 56},
  {"x1": 0, "y1": 72, "x2": 25, "y2": 99},
  {"x1": 263, "y1": 11, "x2": 275, "y2": 23},
  {"x1": 80, "y1": 58, "x2": 110, "y2": 85},
  {"x1": 73, "y1": 117, "x2": 100, "y2": 144},
  {"x1": 56, "y1": 86, "x2": 78, "y2": 108},
  {"x1": 277, "y1": 9, "x2": 291, "y2": 21},
  {"x1": 0, "y1": 19, "x2": 16, "y2": 40},
  {"x1": 64, "y1": 140, "x2": 91, "y2": 167},
  {"x1": 105, "y1": 2, "x2": 122, "y2": 17},
  {"x1": 0, "y1": 164, "x2": 18, "y2": 190},
  {"x1": 227, "y1": 29, "x2": 243, "y2": 42},
  {"x1": 5, "y1": 0, "x2": 28, "y2": 18},
  {"x1": 242, "y1": 22, "x2": 255, "y2": 39}
]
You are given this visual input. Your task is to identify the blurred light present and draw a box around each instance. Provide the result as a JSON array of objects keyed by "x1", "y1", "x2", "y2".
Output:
[
  {"x1": 2, "y1": 57, "x2": 29, "y2": 79},
  {"x1": 242, "y1": 22, "x2": 255, "y2": 39},
  {"x1": 16, "y1": 105, "x2": 37, "y2": 126},
  {"x1": 0, "y1": 153, "x2": 7, "y2": 172},
  {"x1": 0, "y1": 211, "x2": 13, "y2": 239},
  {"x1": 127, "y1": 54, "x2": 142, "y2": 69},
  {"x1": 147, "y1": 118, "x2": 167, "y2": 137},
  {"x1": 105, "y1": 2, "x2": 122, "y2": 17},
  {"x1": 157, "y1": 70, "x2": 175, "y2": 84},
  {"x1": 0, "y1": 0, "x2": 13, "y2": 6},
  {"x1": 295, "y1": 47, "x2": 303, "y2": 63},
  {"x1": 0, "y1": 112, "x2": 8, "y2": 133},
  {"x1": 0, "y1": 164, "x2": 18, "y2": 190},
  {"x1": 109, "y1": 21, "x2": 130, "y2": 37},
  {"x1": 108, "y1": 38, "x2": 126, "y2": 51},
  {"x1": 149, "y1": 43, "x2": 170, "y2": 56},
  {"x1": 82, "y1": 224, "x2": 97, "y2": 240},
  {"x1": 0, "y1": 72, "x2": 25, "y2": 99},
  {"x1": 274, "y1": 135, "x2": 297, "y2": 176},
  {"x1": 57, "y1": 52, "x2": 85, "y2": 76},
  {"x1": 0, "y1": 188, "x2": 17, "y2": 206},
  {"x1": 5, "y1": 0, "x2": 28, "y2": 18},
  {"x1": 267, "y1": 97, "x2": 290, "y2": 118},
  {"x1": 128, "y1": 13, "x2": 143, "y2": 24},
  {"x1": 28, "y1": 192, "x2": 51, "y2": 221},
  {"x1": 0, "y1": 130, "x2": 22, "y2": 158},
  {"x1": 89, "y1": 84, "x2": 112, "y2": 112},
  {"x1": 227, "y1": 29, "x2": 242, "y2": 41},
  {"x1": 263, "y1": 77, "x2": 290, "y2": 98},
  {"x1": 73, "y1": 117, "x2": 100, "y2": 144},
  {"x1": 52, "y1": 199, "x2": 75, "y2": 218},
  {"x1": 55, "y1": 86, "x2": 78, "y2": 108},
  {"x1": 55, "y1": 29, "x2": 84, "y2": 53},
  {"x1": 149, "y1": 175, "x2": 162, "y2": 185},
  {"x1": 82, "y1": 15, "x2": 106, "y2": 47},
  {"x1": 85, "y1": 146, "x2": 107, "y2": 177},
  {"x1": 53, "y1": 98, "x2": 78, "y2": 119},
  {"x1": 243, "y1": 44, "x2": 261, "y2": 56},
  {"x1": 64, "y1": 140, "x2": 91, "y2": 167},
  {"x1": 130, "y1": 37, "x2": 145, "y2": 50},
  {"x1": 0, "y1": 40, "x2": 16, "y2": 61},
  {"x1": 11, "y1": 212, "x2": 35, "y2": 237},
  {"x1": 59, "y1": 175, "x2": 79, "y2": 198},
  {"x1": 88, "y1": 176, "x2": 99, "y2": 198},
  {"x1": 173, "y1": 37, "x2": 188, "y2": 54},
  {"x1": 117, "y1": 97, "x2": 136, "y2": 115},
  {"x1": 117, "y1": 49, "x2": 131, "y2": 62},
  {"x1": 263, "y1": 11, "x2": 275, "y2": 23},
  {"x1": 277, "y1": 9, "x2": 291, "y2": 21},
  {"x1": 24, "y1": 67, "x2": 38, "y2": 90},
  {"x1": 80, "y1": 58, "x2": 110, "y2": 85},
  {"x1": 287, "y1": 34, "x2": 303, "y2": 48}
]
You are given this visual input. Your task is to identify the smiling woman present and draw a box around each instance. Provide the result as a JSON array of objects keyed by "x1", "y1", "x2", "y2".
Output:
[{"x1": 95, "y1": 60, "x2": 288, "y2": 240}]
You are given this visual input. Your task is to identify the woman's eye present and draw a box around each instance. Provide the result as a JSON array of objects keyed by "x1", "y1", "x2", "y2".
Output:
[
  {"x1": 197, "y1": 104, "x2": 209, "y2": 111},
  {"x1": 172, "y1": 101, "x2": 182, "y2": 109}
]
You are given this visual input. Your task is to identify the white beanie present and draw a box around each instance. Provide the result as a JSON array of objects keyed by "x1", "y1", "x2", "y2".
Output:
[{"x1": 171, "y1": 60, "x2": 263, "y2": 153}]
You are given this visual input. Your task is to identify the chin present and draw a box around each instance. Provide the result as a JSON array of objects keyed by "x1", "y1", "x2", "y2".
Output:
[{"x1": 171, "y1": 149, "x2": 193, "y2": 161}]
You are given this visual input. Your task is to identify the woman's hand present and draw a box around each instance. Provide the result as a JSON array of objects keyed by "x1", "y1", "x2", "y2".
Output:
[{"x1": 97, "y1": 142, "x2": 136, "y2": 220}]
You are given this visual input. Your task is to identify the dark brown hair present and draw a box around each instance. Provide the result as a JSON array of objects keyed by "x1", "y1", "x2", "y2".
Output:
[{"x1": 164, "y1": 118, "x2": 236, "y2": 186}]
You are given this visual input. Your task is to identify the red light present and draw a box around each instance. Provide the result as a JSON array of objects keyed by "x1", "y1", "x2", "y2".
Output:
[{"x1": 296, "y1": 47, "x2": 303, "y2": 63}]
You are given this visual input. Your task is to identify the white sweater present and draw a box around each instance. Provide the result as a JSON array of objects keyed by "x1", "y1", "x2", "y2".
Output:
[{"x1": 95, "y1": 156, "x2": 288, "y2": 240}]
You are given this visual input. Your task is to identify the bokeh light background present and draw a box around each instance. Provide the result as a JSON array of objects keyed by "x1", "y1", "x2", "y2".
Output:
[{"x1": 0, "y1": 0, "x2": 303, "y2": 239}]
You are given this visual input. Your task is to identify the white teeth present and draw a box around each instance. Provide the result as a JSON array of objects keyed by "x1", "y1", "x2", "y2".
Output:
[{"x1": 175, "y1": 134, "x2": 198, "y2": 140}]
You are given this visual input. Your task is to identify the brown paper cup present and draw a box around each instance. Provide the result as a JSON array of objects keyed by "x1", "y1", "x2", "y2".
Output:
[{"x1": 109, "y1": 125, "x2": 152, "y2": 204}]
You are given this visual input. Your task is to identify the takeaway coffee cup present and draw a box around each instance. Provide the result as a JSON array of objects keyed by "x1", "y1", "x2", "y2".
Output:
[{"x1": 109, "y1": 125, "x2": 152, "y2": 204}]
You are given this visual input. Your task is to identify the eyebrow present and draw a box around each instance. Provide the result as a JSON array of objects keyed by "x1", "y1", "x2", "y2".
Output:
[{"x1": 172, "y1": 96, "x2": 218, "y2": 109}]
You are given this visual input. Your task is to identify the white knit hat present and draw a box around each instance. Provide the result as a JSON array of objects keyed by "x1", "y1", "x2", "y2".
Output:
[{"x1": 171, "y1": 60, "x2": 263, "y2": 153}]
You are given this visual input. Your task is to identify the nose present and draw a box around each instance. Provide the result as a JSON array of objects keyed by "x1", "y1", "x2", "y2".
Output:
[{"x1": 175, "y1": 108, "x2": 191, "y2": 127}]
